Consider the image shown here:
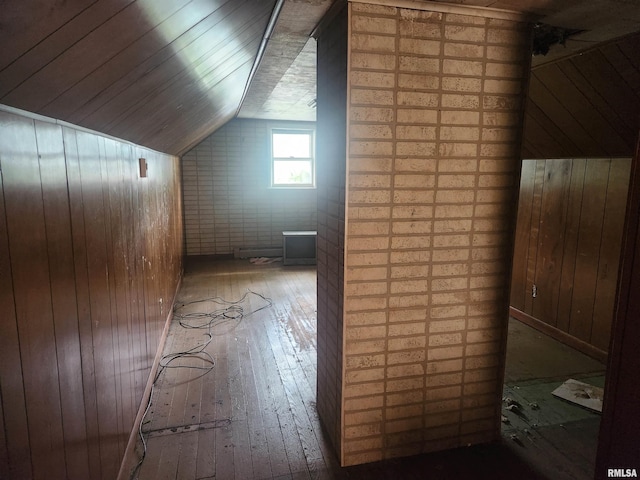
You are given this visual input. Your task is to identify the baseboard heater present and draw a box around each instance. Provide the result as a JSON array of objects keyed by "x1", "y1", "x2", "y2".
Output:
[{"x1": 233, "y1": 247, "x2": 283, "y2": 259}]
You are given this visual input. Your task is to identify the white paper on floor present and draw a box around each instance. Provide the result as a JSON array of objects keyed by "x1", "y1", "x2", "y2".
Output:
[{"x1": 551, "y1": 378, "x2": 604, "y2": 413}]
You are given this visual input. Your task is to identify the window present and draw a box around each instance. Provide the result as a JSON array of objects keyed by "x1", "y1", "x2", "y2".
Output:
[{"x1": 271, "y1": 128, "x2": 315, "y2": 187}]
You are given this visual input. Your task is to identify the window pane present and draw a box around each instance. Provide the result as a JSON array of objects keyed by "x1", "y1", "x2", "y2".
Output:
[
  {"x1": 273, "y1": 160, "x2": 313, "y2": 185},
  {"x1": 273, "y1": 132, "x2": 311, "y2": 158}
]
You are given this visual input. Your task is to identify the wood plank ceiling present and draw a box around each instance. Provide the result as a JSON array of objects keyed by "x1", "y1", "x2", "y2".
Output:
[
  {"x1": 0, "y1": 0, "x2": 278, "y2": 155},
  {"x1": 522, "y1": 32, "x2": 640, "y2": 159}
]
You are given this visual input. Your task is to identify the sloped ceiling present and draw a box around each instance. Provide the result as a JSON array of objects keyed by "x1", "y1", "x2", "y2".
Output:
[
  {"x1": 1, "y1": 0, "x2": 639, "y2": 157},
  {"x1": 0, "y1": 0, "x2": 278, "y2": 155},
  {"x1": 523, "y1": 32, "x2": 640, "y2": 159}
]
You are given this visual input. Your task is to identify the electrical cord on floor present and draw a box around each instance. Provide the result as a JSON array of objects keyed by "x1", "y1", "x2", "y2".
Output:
[{"x1": 129, "y1": 289, "x2": 273, "y2": 480}]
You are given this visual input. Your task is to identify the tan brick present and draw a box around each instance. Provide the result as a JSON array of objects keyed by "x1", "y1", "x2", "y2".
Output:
[
  {"x1": 346, "y1": 324, "x2": 387, "y2": 341},
  {"x1": 388, "y1": 323, "x2": 426, "y2": 338},
  {"x1": 444, "y1": 25, "x2": 485, "y2": 42},
  {"x1": 399, "y1": 38, "x2": 441, "y2": 55},
  {"x1": 435, "y1": 190, "x2": 475, "y2": 203},
  {"x1": 390, "y1": 250, "x2": 431, "y2": 263},
  {"x1": 388, "y1": 377, "x2": 425, "y2": 393},
  {"x1": 349, "y1": 174, "x2": 392, "y2": 189},
  {"x1": 346, "y1": 339, "x2": 386, "y2": 355},
  {"x1": 352, "y1": 2, "x2": 397, "y2": 15},
  {"x1": 470, "y1": 275, "x2": 505, "y2": 289},
  {"x1": 395, "y1": 158, "x2": 438, "y2": 172},
  {"x1": 352, "y1": 15, "x2": 397, "y2": 35},
  {"x1": 352, "y1": 33, "x2": 397, "y2": 53},
  {"x1": 350, "y1": 140, "x2": 393, "y2": 156},
  {"x1": 461, "y1": 406, "x2": 494, "y2": 422},
  {"x1": 386, "y1": 389, "x2": 424, "y2": 407},
  {"x1": 347, "y1": 310, "x2": 387, "y2": 326},
  {"x1": 390, "y1": 278, "x2": 429, "y2": 294},
  {"x1": 479, "y1": 158, "x2": 518, "y2": 173},
  {"x1": 396, "y1": 142, "x2": 437, "y2": 156},
  {"x1": 440, "y1": 110, "x2": 480, "y2": 125},
  {"x1": 394, "y1": 174, "x2": 436, "y2": 188},
  {"x1": 426, "y1": 358, "x2": 464, "y2": 374},
  {"x1": 431, "y1": 263, "x2": 469, "y2": 277},
  {"x1": 442, "y1": 77, "x2": 482, "y2": 93},
  {"x1": 388, "y1": 336, "x2": 427, "y2": 351},
  {"x1": 424, "y1": 398, "x2": 461, "y2": 415},
  {"x1": 349, "y1": 206, "x2": 391, "y2": 219},
  {"x1": 399, "y1": 18, "x2": 442, "y2": 39},
  {"x1": 437, "y1": 174, "x2": 476, "y2": 188},
  {"x1": 345, "y1": 396, "x2": 384, "y2": 411},
  {"x1": 393, "y1": 190, "x2": 436, "y2": 204},
  {"x1": 388, "y1": 363, "x2": 425, "y2": 378},
  {"x1": 434, "y1": 219, "x2": 473, "y2": 234},
  {"x1": 351, "y1": 70, "x2": 396, "y2": 88},
  {"x1": 386, "y1": 418, "x2": 424, "y2": 435},
  {"x1": 347, "y1": 236, "x2": 390, "y2": 250},
  {"x1": 389, "y1": 294, "x2": 430, "y2": 308},
  {"x1": 343, "y1": 436, "x2": 384, "y2": 453},
  {"x1": 471, "y1": 261, "x2": 506, "y2": 275},
  {"x1": 347, "y1": 252, "x2": 388, "y2": 266},
  {"x1": 430, "y1": 305, "x2": 467, "y2": 319},
  {"x1": 350, "y1": 157, "x2": 393, "y2": 172},
  {"x1": 346, "y1": 368, "x2": 385, "y2": 384},
  {"x1": 425, "y1": 385, "x2": 462, "y2": 401},
  {"x1": 396, "y1": 125, "x2": 437, "y2": 140},
  {"x1": 351, "y1": 88, "x2": 394, "y2": 106},
  {"x1": 425, "y1": 410, "x2": 461, "y2": 427},
  {"x1": 350, "y1": 124, "x2": 393, "y2": 139},
  {"x1": 398, "y1": 73, "x2": 440, "y2": 90},
  {"x1": 351, "y1": 52, "x2": 397, "y2": 70},
  {"x1": 386, "y1": 404, "x2": 424, "y2": 420},
  {"x1": 423, "y1": 424, "x2": 459, "y2": 441},
  {"x1": 440, "y1": 126, "x2": 480, "y2": 141},
  {"x1": 431, "y1": 291, "x2": 470, "y2": 305},
  {"x1": 399, "y1": 56, "x2": 440, "y2": 74},
  {"x1": 463, "y1": 381, "x2": 498, "y2": 396},
  {"x1": 432, "y1": 277, "x2": 468, "y2": 291},
  {"x1": 391, "y1": 236, "x2": 432, "y2": 250},
  {"x1": 443, "y1": 59, "x2": 483, "y2": 76},
  {"x1": 433, "y1": 234, "x2": 470, "y2": 248},
  {"x1": 431, "y1": 248, "x2": 469, "y2": 262},
  {"x1": 397, "y1": 108, "x2": 439, "y2": 124},
  {"x1": 350, "y1": 106, "x2": 394, "y2": 122},
  {"x1": 464, "y1": 368, "x2": 498, "y2": 383},
  {"x1": 427, "y1": 346, "x2": 464, "y2": 361},
  {"x1": 347, "y1": 296, "x2": 389, "y2": 311},
  {"x1": 392, "y1": 221, "x2": 433, "y2": 235},
  {"x1": 345, "y1": 409, "x2": 384, "y2": 425},
  {"x1": 345, "y1": 422, "x2": 382, "y2": 439},
  {"x1": 462, "y1": 393, "x2": 496, "y2": 409},
  {"x1": 441, "y1": 94, "x2": 479, "y2": 109},
  {"x1": 486, "y1": 45, "x2": 523, "y2": 62},
  {"x1": 349, "y1": 190, "x2": 391, "y2": 204},
  {"x1": 388, "y1": 350, "x2": 426, "y2": 365},
  {"x1": 391, "y1": 205, "x2": 433, "y2": 219},
  {"x1": 346, "y1": 354, "x2": 386, "y2": 369},
  {"x1": 467, "y1": 328, "x2": 501, "y2": 343},
  {"x1": 344, "y1": 451, "x2": 384, "y2": 466},
  {"x1": 444, "y1": 42, "x2": 484, "y2": 58},
  {"x1": 344, "y1": 382, "x2": 385, "y2": 398},
  {"x1": 435, "y1": 204, "x2": 474, "y2": 218},
  {"x1": 428, "y1": 333, "x2": 463, "y2": 347},
  {"x1": 483, "y1": 111, "x2": 520, "y2": 126},
  {"x1": 429, "y1": 318, "x2": 466, "y2": 332},
  {"x1": 397, "y1": 91, "x2": 439, "y2": 107},
  {"x1": 465, "y1": 354, "x2": 499, "y2": 370},
  {"x1": 390, "y1": 264, "x2": 430, "y2": 278},
  {"x1": 347, "y1": 267, "x2": 388, "y2": 282},
  {"x1": 439, "y1": 142, "x2": 478, "y2": 157}
]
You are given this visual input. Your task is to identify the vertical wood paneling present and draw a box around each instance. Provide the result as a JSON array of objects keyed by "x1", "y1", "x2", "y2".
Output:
[
  {"x1": 63, "y1": 125, "x2": 104, "y2": 479},
  {"x1": 510, "y1": 160, "x2": 535, "y2": 310},
  {"x1": 568, "y1": 159, "x2": 610, "y2": 342},
  {"x1": 0, "y1": 108, "x2": 183, "y2": 479},
  {"x1": 532, "y1": 159, "x2": 572, "y2": 327},
  {"x1": 35, "y1": 120, "x2": 91, "y2": 480},
  {"x1": 591, "y1": 159, "x2": 632, "y2": 349},
  {"x1": 0, "y1": 126, "x2": 32, "y2": 479},
  {"x1": 511, "y1": 157, "x2": 631, "y2": 355},
  {"x1": 1, "y1": 114, "x2": 67, "y2": 479},
  {"x1": 556, "y1": 158, "x2": 587, "y2": 333}
]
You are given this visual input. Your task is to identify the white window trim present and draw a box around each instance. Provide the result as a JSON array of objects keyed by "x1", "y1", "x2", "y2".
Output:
[{"x1": 270, "y1": 127, "x2": 316, "y2": 189}]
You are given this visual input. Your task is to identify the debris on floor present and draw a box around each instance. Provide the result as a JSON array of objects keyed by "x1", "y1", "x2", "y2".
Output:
[
  {"x1": 249, "y1": 256, "x2": 282, "y2": 264},
  {"x1": 551, "y1": 379, "x2": 604, "y2": 413}
]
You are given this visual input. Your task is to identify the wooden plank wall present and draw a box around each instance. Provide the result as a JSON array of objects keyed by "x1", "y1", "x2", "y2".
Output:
[
  {"x1": 510, "y1": 157, "x2": 632, "y2": 357},
  {"x1": 522, "y1": 32, "x2": 640, "y2": 160},
  {"x1": 0, "y1": 108, "x2": 183, "y2": 480}
]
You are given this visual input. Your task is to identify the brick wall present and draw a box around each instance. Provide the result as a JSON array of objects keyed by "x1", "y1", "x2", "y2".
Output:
[
  {"x1": 182, "y1": 118, "x2": 317, "y2": 256},
  {"x1": 316, "y1": 3, "x2": 348, "y2": 455},
  {"x1": 317, "y1": 0, "x2": 531, "y2": 466}
]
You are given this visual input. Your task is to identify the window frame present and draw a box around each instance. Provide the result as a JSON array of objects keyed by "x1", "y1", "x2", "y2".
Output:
[{"x1": 270, "y1": 127, "x2": 316, "y2": 189}]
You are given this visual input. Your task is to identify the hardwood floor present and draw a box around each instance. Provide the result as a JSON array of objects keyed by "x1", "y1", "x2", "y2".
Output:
[{"x1": 131, "y1": 258, "x2": 601, "y2": 480}]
